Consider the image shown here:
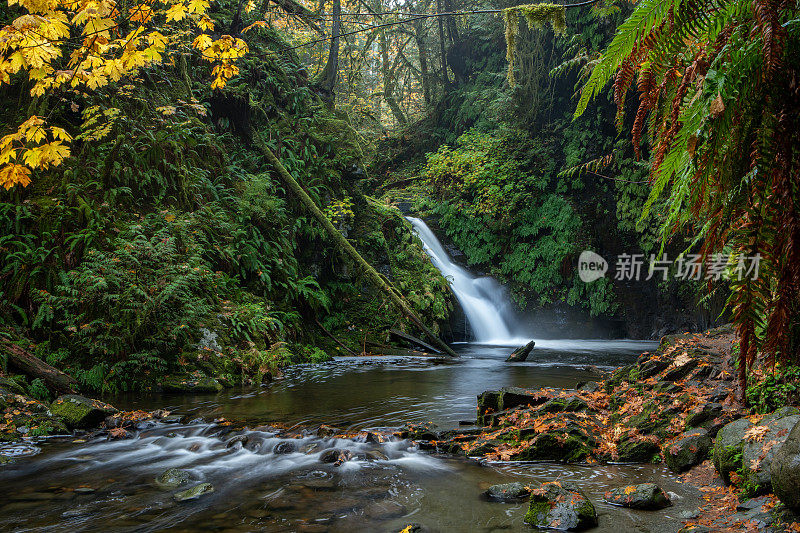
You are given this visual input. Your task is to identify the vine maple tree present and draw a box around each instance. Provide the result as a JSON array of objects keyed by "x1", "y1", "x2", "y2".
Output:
[{"x1": 0, "y1": 0, "x2": 248, "y2": 189}]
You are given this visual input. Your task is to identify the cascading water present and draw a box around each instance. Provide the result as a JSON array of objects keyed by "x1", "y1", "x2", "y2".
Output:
[{"x1": 407, "y1": 217, "x2": 531, "y2": 345}]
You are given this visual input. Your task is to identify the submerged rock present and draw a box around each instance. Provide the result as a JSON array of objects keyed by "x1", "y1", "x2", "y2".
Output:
[
  {"x1": 603, "y1": 483, "x2": 671, "y2": 510},
  {"x1": 50, "y1": 395, "x2": 118, "y2": 429},
  {"x1": 399, "y1": 421, "x2": 438, "y2": 440},
  {"x1": 319, "y1": 448, "x2": 352, "y2": 465},
  {"x1": 155, "y1": 468, "x2": 192, "y2": 489},
  {"x1": 505, "y1": 340, "x2": 535, "y2": 362},
  {"x1": 162, "y1": 376, "x2": 223, "y2": 393},
  {"x1": 665, "y1": 428, "x2": 711, "y2": 473},
  {"x1": 484, "y1": 482, "x2": 530, "y2": 502},
  {"x1": 770, "y1": 419, "x2": 800, "y2": 513},
  {"x1": 173, "y1": 482, "x2": 214, "y2": 501},
  {"x1": 524, "y1": 482, "x2": 597, "y2": 531}
]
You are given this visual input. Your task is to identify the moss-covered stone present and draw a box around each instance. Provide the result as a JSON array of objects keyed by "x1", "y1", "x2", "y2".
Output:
[
  {"x1": 162, "y1": 375, "x2": 223, "y2": 393},
  {"x1": 524, "y1": 482, "x2": 597, "y2": 531},
  {"x1": 616, "y1": 437, "x2": 661, "y2": 463},
  {"x1": 664, "y1": 428, "x2": 711, "y2": 473},
  {"x1": 714, "y1": 418, "x2": 752, "y2": 484},
  {"x1": 604, "y1": 482, "x2": 671, "y2": 510},
  {"x1": 50, "y1": 395, "x2": 117, "y2": 429},
  {"x1": 173, "y1": 482, "x2": 214, "y2": 501},
  {"x1": 155, "y1": 468, "x2": 192, "y2": 489}
]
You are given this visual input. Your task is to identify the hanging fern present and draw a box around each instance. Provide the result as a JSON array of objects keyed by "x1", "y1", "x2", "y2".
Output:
[{"x1": 573, "y1": 0, "x2": 800, "y2": 398}]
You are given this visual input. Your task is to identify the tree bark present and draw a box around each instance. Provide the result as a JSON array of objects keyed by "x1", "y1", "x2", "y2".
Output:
[
  {"x1": 380, "y1": 30, "x2": 409, "y2": 125},
  {"x1": 435, "y1": 0, "x2": 451, "y2": 87},
  {"x1": 1, "y1": 341, "x2": 78, "y2": 395},
  {"x1": 413, "y1": 20, "x2": 433, "y2": 106},
  {"x1": 314, "y1": 0, "x2": 341, "y2": 103},
  {"x1": 252, "y1": 133, "x2": 457, "y2": 358}
]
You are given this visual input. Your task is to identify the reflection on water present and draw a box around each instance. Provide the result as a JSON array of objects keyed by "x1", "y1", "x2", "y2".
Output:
[{"x1": 0, "y1": 341, "x2": 698, "y2": 533}]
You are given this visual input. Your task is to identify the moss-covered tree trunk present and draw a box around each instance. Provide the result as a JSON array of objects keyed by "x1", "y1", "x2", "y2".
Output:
[{"x1": 252, "y1": 132, "x2": 457, "y2": 358}]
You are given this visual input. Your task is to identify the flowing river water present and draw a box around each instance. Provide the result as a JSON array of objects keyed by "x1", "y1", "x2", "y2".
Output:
[{"x1": 0, "y1": 221, "x2": 701, "y2": 532}]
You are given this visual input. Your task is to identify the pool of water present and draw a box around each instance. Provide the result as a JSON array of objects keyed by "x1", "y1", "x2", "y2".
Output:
[{"x1": 0, "y1": 340, "x2": 700, "y2": 532}]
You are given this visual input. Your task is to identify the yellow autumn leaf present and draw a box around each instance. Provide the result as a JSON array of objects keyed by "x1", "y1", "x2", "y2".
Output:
[
  {"x1": 0, "y1": 164, "x2": 32, "y2": 190},
  {"x1": 165, "y1": 3, "x2": 188, "y2": 21}
]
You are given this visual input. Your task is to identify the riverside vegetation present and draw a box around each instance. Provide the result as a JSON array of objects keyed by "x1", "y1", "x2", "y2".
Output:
[{"x1": 1, "y1": 0, "x2": 800, "y2": 530}]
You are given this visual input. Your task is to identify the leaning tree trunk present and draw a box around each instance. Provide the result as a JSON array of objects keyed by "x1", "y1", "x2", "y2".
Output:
[
  {"x1": 413, "y1": 20, "x2": 433, "y2": 106},
  {"x1": 314, "y1": 0, "x2": 341, "y2": 103},
  {"x1": 435, "y1": 0, "x2": 451, "y2": 87},
  {"x1": 1, "y1": 341, "x2": 78, "y2": 395},
  {"x1": 252, "y1": 133, "x2": 457, "y2": 358}
]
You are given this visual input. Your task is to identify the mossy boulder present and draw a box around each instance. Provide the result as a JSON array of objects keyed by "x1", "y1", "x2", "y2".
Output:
[
  {"x1": 603, "y1": 482, "x2": 671, "y2": 510},
  {"x1": 741, "y1": 408, "x2": 800, "y2": 496},
  {"x1": 770, "y1": 419, "x2": 800, "y2": 513},
  {"x1": 665, "y1": 428, "x2": 711, "y2": 473},
  {"x1": 512, "y1": 432, "x2": 593, "y2": 463},
  {"x1": 615, "y1": 437, "x2": 661, "y2": 463},
  {"x1": 173, "y1": 482, "x2": 214, "y2": 501},
  {"x1": 477, "y1": 387, "x2": 548, "y2": 425},
  {"x1": 50, "y1": 395, "x2": 118, "y2": 429},
  {"x1": 155, "y1": 468, "x2": 192, "y2": 489},
  {"x1": 162, "y1": 375, "x2": 223, "y2": 393},
  {"x1": 524, "y1": 482, "x2": 597, "y2": 531},
  {"x1": 484, "y1": 482, "x2": 530, "y2": 502},
  {"x1": 714, "y1": 418, "x2": 753, "y2": 484}
]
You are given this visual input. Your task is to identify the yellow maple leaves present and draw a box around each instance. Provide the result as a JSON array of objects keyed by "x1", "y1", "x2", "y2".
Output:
[
  {"x1": 0, "y1": 0, "x2": 250, "y2": 189},
  {"x1": 0, "y1": 116, "x2": 72, "y2": 190}
]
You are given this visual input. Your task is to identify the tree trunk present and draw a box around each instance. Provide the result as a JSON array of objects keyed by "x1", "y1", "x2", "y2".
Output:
[
  {"x1": 252, "y1": 133, "x2": 457, "y2": 358},
  {"x1": 314, "y1": 0, "x2": 341, "y2": 103},
  {"x1": 435, "y1": 0, "x2": 451, "y2": 87},
  {"x1": 380, "y1": 31, "x2": 408, "y2": 125},
  {"x1": 413, "y1": 21, "x2": 433, "y2": 106},
  {"x1": 1, "y1": 341, "x2": 78, "y2": 395}
]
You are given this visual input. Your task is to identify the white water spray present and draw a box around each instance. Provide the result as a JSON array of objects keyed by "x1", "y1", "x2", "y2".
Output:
[{"x1": 407, "y1": 217, "x2": 531, "y2": 345}]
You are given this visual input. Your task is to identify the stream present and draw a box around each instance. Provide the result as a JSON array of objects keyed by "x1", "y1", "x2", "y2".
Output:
[
  {"x1": 0, "y1": 344, "x2": 704, "y2": 533},
  {"x1": 0, "y1": 220, "x2": 701, "y2": 532}
]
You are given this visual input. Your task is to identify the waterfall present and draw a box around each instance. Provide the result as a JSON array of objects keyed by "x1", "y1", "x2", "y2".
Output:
[{"x1": 407, "y1": 217, "x2": 531, "y2": 345}]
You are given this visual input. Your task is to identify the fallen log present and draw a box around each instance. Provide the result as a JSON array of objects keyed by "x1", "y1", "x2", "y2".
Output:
[
  {"x1": 1, "y1": 341, "x2": 78, "y2": 394},
  {"x1": 253, "y1": 131, "x2": 457, "y2": 358},
  {"x1": 364, "y1": 341, "x2": 439, "y2": 357},
  {"x1": 389, "y1": 328, "x2": 442, "y2": 354},
  {"x1": 505, "y1": 340, "x2": 535, "y2": 362}
]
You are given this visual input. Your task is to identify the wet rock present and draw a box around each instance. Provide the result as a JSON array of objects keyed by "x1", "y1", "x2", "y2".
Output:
[
  {"x1": 225, "y1": 435, "x2": 248, "y2": 448},
  {"x1": 524, "y1": 482, "x2": 597, "y2": 531},
  {"x1": 162, "y1": 375, "x2": 223, "y2": 393},
  {"x1": 714, "y1": 418, "x2": 753, "y2": 483},
  {"x1": 511, "y1": 430, "x2": 593, "y2": 463},
  {"x1": 155, "y1": 468, "x2": 192, "y2": 489},
  {"x1": 363, "y1": 500, "x2": 406, "y2": 520},
  {"x1": 540, "y1": 396, "x2": 588, "y2": 414},
  {"x1": 505, "y1": 340, "x2": 535, "y2": 362},
  {"x1": 576, "y1": 381, "x2": 600, "y2": 393},
  {"x1": 399, "y1": 421, "x2": 438, "y2": 440},
  {"x1": 662, "y1": 357, "x2": 699, "y2": 381},
  {"x1": 742, "y1": 407, "x2": 800, "y2": 495},
  {"x1": 769, "y1": 418, "x2": 800, "y2": 512},
  {"x1": 0, "y1": 454, "x2": 15, "y2": 466},
  {"x1": 603, "y1": 482, "x2": 671, "y2": 510},
  {"x1": 484, "y1": 482, "x2": 530, "y2": 502},
  {"x1": 319, "y1": 448, "x2": 352, "y2": 466},
  {"x1": 50, "y1": 395, "x2": 118, "y2": 429},
  {"x1": 615, "y1": 437, "x2": 661, "y2": 463},
  {"x1": 173, "y1": 482, "x2": 214, "y2": 501},
  {"x1": 477, "y1": 387, "x2": 548, "y2": 425},
  {"x1": 273, "y1": 441, "x2": 296, "y2": 454},
  {"x1": 664, "y1": 428, "x2": 711, "y2": 473},
  {"x1": 317, "y1": 425, "x2": 339, "y2": 438},
  {"x1": 365, "y1": 450, "x2": 388, "y2": 461},
  {"x1": 638, "y1": 358, "x2": 670, "y2": 379}
]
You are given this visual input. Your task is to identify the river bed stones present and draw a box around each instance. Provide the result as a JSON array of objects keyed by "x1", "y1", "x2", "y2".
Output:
[
  {"x1": 603, "y1": 483, "x2": 671, "y2": 510},
  {"x1": 319, "y1": 448, "x2": 352, "y2": 465},
  {"x1": 50, "y1": 395, "x2": 117, "y2": 429},
  {"x1": 155, "y1": 468, "x2": 192, "y2": 489},
  {"x1": 173, "y1": 482, "x2": 214, "y2": 501},
  {"x1": 524, "y1": 482, "x2": 597, "y2": 531}
]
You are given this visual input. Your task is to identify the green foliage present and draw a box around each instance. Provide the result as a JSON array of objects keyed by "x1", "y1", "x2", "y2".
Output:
[
  {"x1": 27, "y1": 378, "x2": 51, "y2": 403},
  {"x1": 746, "y1": 365, "x2": 800, "y2": 414}
]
